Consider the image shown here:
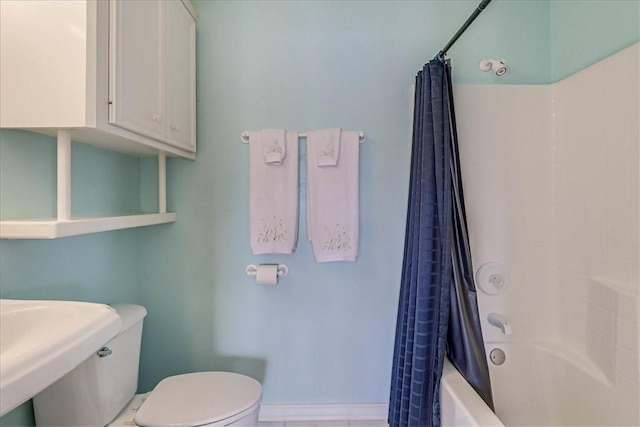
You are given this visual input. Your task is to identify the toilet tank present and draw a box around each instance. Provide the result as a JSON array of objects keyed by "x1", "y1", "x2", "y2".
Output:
[{"x1": 33, "y1": 304, "x2": 147, "y2": 426}]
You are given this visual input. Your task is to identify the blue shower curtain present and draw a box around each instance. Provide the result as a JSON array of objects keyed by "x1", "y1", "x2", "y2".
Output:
[{"x1": 389, "y1": 58, "x2": 493, "y2": 427}]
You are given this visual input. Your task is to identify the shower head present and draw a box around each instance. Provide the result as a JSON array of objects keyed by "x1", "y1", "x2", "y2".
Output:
[{"x1": 480, "y1": 59, "x2": 507, "y2": 76}]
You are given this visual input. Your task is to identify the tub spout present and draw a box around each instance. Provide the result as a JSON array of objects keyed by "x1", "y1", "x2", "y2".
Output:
[{"x1": 487, "y1": 312, "x2": 512, "y2": 335}]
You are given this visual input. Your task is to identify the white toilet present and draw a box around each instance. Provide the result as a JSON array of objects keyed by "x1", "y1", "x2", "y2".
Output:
[{"x1": 33, "y1": 305, "x2": 262, "y2": 427}]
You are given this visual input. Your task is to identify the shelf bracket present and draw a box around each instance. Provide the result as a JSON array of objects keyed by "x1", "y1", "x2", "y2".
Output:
[
  {"x1": 57, "y1": 130, "x2": 71, "y2": 221},
  {"x1": 158, "y1": 153, "x2": 166, "y2": 214}
]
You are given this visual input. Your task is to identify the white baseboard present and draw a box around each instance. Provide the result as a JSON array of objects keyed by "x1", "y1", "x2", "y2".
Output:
[{"x1": 259, "y1": 403, "x2": 389, "y2": 422}]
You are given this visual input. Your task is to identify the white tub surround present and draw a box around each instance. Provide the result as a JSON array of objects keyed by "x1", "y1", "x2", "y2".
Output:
[
  {"x1": 453, "y1": 42, "x2": 639, "y2": 427},
  {"x1": 486, "y1": 342, "x2": 624, "y2": 426}
]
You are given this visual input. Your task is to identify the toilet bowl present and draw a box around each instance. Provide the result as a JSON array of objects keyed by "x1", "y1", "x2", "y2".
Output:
[
  {"x1": 108, "y1": 372, "x2": 262, "y2": 427},
  {"x1": 33, "y1": 305, "x2": 262, "y2": 427}
]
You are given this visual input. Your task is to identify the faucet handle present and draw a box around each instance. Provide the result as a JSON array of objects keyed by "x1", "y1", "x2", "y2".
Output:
[{"x1": 488, "y1": 274, "x2": 505, "y2": 289}]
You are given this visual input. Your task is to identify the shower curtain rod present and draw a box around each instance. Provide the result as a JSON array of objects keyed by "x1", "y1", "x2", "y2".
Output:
[{"x1": 438, "y1": 0, "x2": 493, "y2": 58}]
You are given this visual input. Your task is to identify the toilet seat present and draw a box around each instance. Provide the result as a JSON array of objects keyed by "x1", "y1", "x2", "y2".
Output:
[{"x1": 110, "y1": 372, "x2": 262, "y2": 427}]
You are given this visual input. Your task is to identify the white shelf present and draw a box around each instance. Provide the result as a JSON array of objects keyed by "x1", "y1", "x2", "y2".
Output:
[
  {"x1": 0, "y1": 131, "x2": 176, "y2": 240},
  {"x1": 0, "y1": 213, "x2": 176, "y2": 239}
]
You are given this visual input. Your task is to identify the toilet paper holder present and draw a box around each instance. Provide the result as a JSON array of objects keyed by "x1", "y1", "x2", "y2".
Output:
[{"x1": 245, "y1": 264, "x2": 288, "y2": 277}]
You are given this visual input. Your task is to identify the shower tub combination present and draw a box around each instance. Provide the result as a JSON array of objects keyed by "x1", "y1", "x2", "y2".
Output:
[{"x1": 440, "y1": 342, "x2": 636, "y2": 426}]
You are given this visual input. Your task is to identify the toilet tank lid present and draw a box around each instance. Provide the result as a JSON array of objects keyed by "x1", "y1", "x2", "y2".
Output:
[
  {"x1": 135, "y1": 372, "x2": 262, "y2": 427},
  {"x1": 110, "y1": 304, "x2": 147, "y2": 332}
]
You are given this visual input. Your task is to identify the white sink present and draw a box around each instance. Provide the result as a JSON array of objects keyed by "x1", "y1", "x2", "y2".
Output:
[{"x1": 0, "y1": 299, "x2": 122, "y2": 416}]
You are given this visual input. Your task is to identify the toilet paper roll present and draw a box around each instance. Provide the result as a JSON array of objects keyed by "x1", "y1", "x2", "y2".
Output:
[{"x1": 256, "y1": 264, "x2": 279, "y2": 286}]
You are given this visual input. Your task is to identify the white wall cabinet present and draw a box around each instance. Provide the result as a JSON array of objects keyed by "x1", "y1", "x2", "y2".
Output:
[
  {"x1": 164, "y1": 0, "x2": 197, "y2": 150},
  {"x1": 0, "y1": 0, "x2": 197, "y2": 159},
  {"x1": 109, "y1": 0, "x2": 196, "y2": 152},
  {"x1": 109, "y1": 0, "x2": 166, "y2": 143},
  {"x1": 0, "y1": 0, "x2": 197, "y2": 239}
]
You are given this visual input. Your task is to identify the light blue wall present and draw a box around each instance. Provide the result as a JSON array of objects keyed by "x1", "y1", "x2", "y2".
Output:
[
  {"x1": 0, "y1": 130, "x2": 145, "y2": 303},
  {"x1": 136, "y1": 0, "x2": 552, "y2": 405},
  {"x1": 0, "y1": 130, "x2": 143, "y2": 220},
  {"x1": 1, "y1": 0, "x2": 638, "y2": 424},
  {"x1": 0, "y1": 130, "x2": 144, "y2": 426},
  {"x1": 550, "y1": 0, "x2": 640, "y2": 82}
]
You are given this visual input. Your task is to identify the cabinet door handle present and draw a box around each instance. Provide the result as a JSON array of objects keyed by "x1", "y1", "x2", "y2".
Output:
[
  {"x1": 170, "y1": 124, "x2": 181, "y2": 131},
  {"x1": 152, "y1": 115, "x2": 161, "y2": 122}
]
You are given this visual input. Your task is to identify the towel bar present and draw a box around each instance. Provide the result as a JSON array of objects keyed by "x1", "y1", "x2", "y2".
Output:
[{"x1": 241, "y1": 131, "x2": 365, "y2": 144}]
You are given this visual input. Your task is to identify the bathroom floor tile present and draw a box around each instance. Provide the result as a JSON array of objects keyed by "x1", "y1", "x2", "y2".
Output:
[
  {"x1": 283, "y1": 421, "x2": 349, "y2": 427},
  {"x1": 348, "y1": 421, "x2": 389, "y2": 427},
  {"x1": 260, "y1": 419, "x2": 388, "y2": 427}
]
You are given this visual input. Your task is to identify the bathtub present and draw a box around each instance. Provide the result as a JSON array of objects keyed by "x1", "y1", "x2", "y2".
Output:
[
  {"x1": 441, "y1": 342, "x2": 638, "y2": 426},
  {"x1": 441, "y1": 358, "x2": 503, "y2": 427}
]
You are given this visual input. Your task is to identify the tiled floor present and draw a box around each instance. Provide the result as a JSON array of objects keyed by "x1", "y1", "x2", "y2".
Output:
[{"x1": 258, "y1": 420, "x2": 388, "y2": 427}]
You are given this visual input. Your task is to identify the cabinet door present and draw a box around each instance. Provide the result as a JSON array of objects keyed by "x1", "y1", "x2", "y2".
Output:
[
  {"x1": 109, "y1": 0, "x2": 165, "y2": 141},
  {"x1": 165, "y1": 0, "x2": 196, "y2": 151}
]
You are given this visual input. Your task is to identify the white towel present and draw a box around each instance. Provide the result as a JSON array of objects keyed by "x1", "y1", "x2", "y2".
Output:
[
  {"x1": 306, "y1": 129, "x2": 360, "y2": 262},
  {"x1": 250, "y1": 130, "x2": 299, "y2": 254},
  {"x1": 311, "y1": 128, "x2": 341, "y2": 166},
  {"x1": 261, "y1": 128, "x2": 286, "y2": 165}
]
